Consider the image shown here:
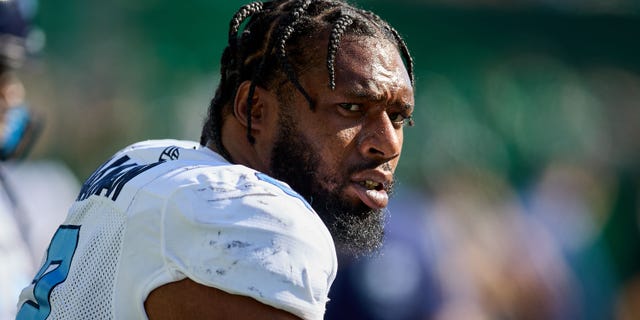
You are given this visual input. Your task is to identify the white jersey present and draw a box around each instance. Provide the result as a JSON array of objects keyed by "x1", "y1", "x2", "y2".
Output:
[{"x1": 16, "y1": 140, "x2": 337, "y2": 320}]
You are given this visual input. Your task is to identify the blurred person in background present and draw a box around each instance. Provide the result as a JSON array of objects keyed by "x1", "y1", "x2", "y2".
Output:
[
  {"x1": 0, "y1": 0, "x2": 79, "y2": 318},
  {"x1": 326, "y1": 172, "x2": 584, "y2": 320},
  {"x1": 0, "y1": 0, "x2": 37, "y2": 161},
  {"x1": 325, "y1": 186, "x2": 443, "y2": 320},
  {"x1": 0, "y1": 1, "x2": 40, "y2": 318}
]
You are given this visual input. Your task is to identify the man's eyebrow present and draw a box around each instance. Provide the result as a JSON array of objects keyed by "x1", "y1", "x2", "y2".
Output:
[
  {"x1": 400, "y1": 103, "x2": 414, "y2": 111},
  {"x1": 343, "y1": 87, "x2": 383, "y2": 100},
  {"x1": 344, "y1": 88, "x2": 414, "y2": 110}
]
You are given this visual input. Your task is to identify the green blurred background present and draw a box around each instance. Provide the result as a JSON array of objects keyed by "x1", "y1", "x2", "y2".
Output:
[{"x1": 16, "y1": 0, "x2": 640, "y2": 318}]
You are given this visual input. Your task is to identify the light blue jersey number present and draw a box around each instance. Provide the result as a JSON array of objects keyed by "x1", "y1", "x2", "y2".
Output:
[{"x1": 17, "y1": 225, "x2": 80, "y2": 320}]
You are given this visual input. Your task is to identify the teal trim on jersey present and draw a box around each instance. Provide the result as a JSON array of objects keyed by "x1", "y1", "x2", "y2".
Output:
[{"x1": 255, "y1": 172, "x2": 313, "y2": 212}]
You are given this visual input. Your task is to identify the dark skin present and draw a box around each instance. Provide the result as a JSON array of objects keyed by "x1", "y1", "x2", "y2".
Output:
[
  {"x1": 224, "y1": 36, "x2": 414, "y2": 211},
  {"x1": 144, "y1": 278, "x2": 301, "y2": 320},
  {"x1": 145, "y1": 35, "x2": 414, "y2": 319}
]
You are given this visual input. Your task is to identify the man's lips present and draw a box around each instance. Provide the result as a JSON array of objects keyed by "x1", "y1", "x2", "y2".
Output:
[{"x1": 348, "y1": 171, "x2": 392, "y2": 210}]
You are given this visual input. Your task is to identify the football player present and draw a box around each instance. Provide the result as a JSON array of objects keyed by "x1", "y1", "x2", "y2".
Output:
[{"x1": 17, "y1": 1, "x2": 415, "y2": 319}]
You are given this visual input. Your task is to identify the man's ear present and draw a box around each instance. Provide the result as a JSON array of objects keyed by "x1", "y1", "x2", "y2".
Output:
[{"x1": 233, "y1": 80, "x2": 273, "y2": 131}]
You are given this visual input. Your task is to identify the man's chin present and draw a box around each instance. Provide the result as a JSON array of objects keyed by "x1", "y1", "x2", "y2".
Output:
[{"x1": 314, "y1": 200, "x2": 386, "y2": 258}]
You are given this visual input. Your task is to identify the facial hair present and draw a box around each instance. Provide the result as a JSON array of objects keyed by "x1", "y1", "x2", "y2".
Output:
[{"x1": 269, "y1": 108, "x2": 388, "y2": 257}]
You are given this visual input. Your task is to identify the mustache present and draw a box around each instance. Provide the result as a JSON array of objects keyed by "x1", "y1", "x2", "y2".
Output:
[
  {"x1": 347, "y1": 159, "x2": 393, "y2": 175},
  {"x1": 346, "y1": 159, "x2": 396, "y2": 193}
]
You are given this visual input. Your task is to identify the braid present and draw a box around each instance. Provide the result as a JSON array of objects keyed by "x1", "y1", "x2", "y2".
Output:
[
  {"x1": 229, "y1": 2, "x2": 266, "y2": 145},
  {"x1": 230, "y1": 2, "x2": 264, "y2": 39},
  {"x1": 389, "y1": 27, "x2": 414, "y2": 85},
  {"x1": 327, "y1": 14, "x2": 353, "y2": 90},
  {"x1": 200, "y1": 1, "x2": 265, "y2": 158},
  {"x1": 274, "y1": 0, "x2": 314, "y2": 106},
  {"x1": 245, "y1": 0, "x2": 314, "y2": 142},
  {"x1": 228, "y1": 2, "x2": 264, "y2": 90},
  {"x1": 201, "y1": 0, "x2": 415, "y2": 160}
]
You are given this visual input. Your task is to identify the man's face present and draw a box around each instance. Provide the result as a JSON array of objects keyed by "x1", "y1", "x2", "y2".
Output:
[{"x1": 267, "y1": 36, "x2": 414, "y2": 256}]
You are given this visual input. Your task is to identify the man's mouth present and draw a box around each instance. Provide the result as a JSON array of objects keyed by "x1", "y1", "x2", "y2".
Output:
[
  {"x1": 350, "y1": 177, "x2": 390, "y2": 210},
  {"x1": 359, "y1": 180, "x2": 384, "y2": 191}
]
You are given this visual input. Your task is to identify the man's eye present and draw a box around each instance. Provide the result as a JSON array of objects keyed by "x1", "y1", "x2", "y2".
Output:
[
  {"x1": 389, "y1": 113, "x2": 414, "y2": 127},
  {"x1": 338, "y1": 103, "x2": 362, "y2": 112}
]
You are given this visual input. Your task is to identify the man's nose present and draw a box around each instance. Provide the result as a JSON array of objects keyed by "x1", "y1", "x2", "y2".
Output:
[{"x1": 357, "y1": 112, "x2": 402, "y2": 161}]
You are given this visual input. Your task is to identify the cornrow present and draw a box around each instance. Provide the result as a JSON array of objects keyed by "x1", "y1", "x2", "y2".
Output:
[
  {"x1": 230, "y1": 2, "x2": 264, "y2": 39},
  {"x1": 228, "y1": 2, "x2": 264, "y2": 89},
  {"x1": 205, "y1": 2, "x2": 266, "y2": 160},
  {"x1": 244, "y1": 1, "x2": 314, "y2": 142},
  {"x1": 327, "y1": 14, "x2": 353, "y2": 90},
  {"x1": 200, "y1": 0, "x2": 415, "y2": 160},
  {"x1": 273, "y1": 0, "x2": 314, "y2": 106}
]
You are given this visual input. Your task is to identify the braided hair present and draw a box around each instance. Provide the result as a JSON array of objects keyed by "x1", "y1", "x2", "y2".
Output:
[{"x1": 200, "y1": 0, "x2": 414, "y2": 160}]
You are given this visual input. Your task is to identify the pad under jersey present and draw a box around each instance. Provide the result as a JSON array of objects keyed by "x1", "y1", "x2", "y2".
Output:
[{"x1": 17, "y1": 140, "x2": 337, "y2": 320}]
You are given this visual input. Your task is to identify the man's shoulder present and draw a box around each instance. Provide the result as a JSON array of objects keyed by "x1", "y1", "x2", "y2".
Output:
[
  {"x1": 75, "y1": 139, "x2": 225, "y2": 206},
  {"x1": 111, "y1": 139, "x2": 315, "y2": 219},
  {"x1": 157, "y1": 169, "x2": 337, "y2": 320},
  {"x1": 158, "y1": 162, "x2": 316, "y2": 222},
  {"x1": 79, "y1": 139, "x2": 318, "y2": 229}
]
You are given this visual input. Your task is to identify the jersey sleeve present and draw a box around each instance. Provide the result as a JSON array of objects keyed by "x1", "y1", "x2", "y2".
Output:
[{"x1": 156, "y1": 166, "x2": 337, "y2": 320}]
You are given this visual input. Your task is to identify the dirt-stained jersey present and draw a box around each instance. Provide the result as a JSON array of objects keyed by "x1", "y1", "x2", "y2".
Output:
[{"x1": 16, "y1": 139, "x2": 337, "y2": 320}]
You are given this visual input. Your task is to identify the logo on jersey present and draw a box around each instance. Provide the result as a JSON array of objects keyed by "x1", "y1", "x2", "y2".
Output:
[
  {"x1": 77, "y1": 155, "x2": 163, "y2": 202},
  {"x1": 159, "y1": 146, "x2": 180, "y2": 161}
]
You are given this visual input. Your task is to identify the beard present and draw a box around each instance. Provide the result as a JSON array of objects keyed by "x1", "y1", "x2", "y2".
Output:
[{"x1": 269, "y1": 108, "x2": 390, "y2": 257}]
